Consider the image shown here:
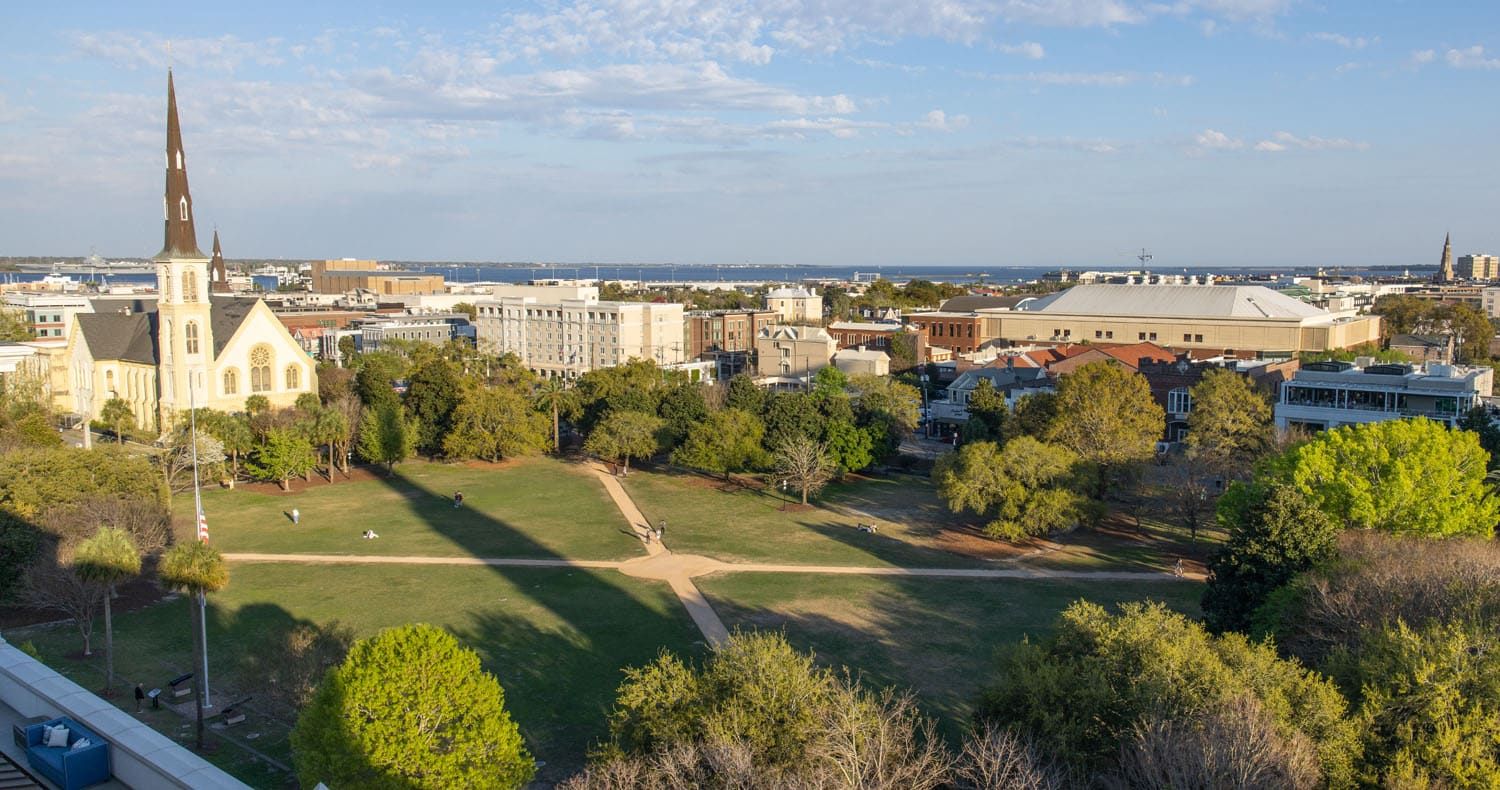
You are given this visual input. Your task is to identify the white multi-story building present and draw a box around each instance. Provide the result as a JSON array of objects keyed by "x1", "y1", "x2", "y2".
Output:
[
  {"x1": 475, "y1": 297, "x2": 685, "y2": 379},
  {"x1": 1274, "y1": 360, "x2": 1493, "y2": 432},
  {"x1": 3, "y1": 293, "x2": 94, "y2": 340},
  {"x1": 765, "y1": 287, "x2": 823, "y2": 324}
]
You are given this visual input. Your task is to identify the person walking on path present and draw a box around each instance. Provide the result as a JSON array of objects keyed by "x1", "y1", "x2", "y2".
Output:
[
  {"x1": 657, "y1": 520, "x2": 666, "y2": 541},
  {"x1": 291, "y1": 508, "x2": 300, "y2": 525},
  {"x1": 134, "y1": 683, "x2": 145, "y2": 713}
]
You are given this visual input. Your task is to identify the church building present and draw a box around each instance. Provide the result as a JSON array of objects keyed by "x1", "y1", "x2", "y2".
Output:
[{"x1": 62, "y1": 71, "x2": 316, "y2": 432}]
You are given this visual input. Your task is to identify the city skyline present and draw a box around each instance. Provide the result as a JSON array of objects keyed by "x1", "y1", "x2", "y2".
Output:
[{"x1": 2, "y1": 1, "x2": 1498, "y2": 268}]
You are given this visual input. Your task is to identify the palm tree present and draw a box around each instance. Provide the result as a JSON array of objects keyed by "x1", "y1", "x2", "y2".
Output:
[
  {"x1": 533, "y1": 378, "x2": 569, "y2": 455},
  {"x1": 311, "y1": 408, "x2": 350, "y2": 482},
  {"x1": 99, "y1": 398, "x2": 134, "y2": 444},
  {"x1": 159, "y1": 542, "x2": 228, "y2": 750},
  {"x1": 74, "y1": 528, "x2": 141, "y2": 694}
]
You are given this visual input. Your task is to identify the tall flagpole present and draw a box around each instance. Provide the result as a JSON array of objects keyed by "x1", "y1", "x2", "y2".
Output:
[{"x1": 189, "y1": 383, "x2": 212, "y2": 709}]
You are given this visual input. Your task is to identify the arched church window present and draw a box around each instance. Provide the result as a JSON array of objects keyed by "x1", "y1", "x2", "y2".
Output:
[
  {"x1": 183, "y1": 270, "x2": 198, "y2": 302},
  {"x1": 250, "y1": 345, "x2": 273, "y2": 392},
  {"x1": 185, "y1": 321, "x2": 199, "y2": 354},
  {"x1": 285, "y1": 365, "x2": 300, "y2": 390},
  {"x1": 176, "y1": 150, "x2": 183, "y2": 170},
  {"x1": 179, "y1": 197, "x2": 188, "y2": 221},
  {"x1": 224, "y1": 368, "x2": 238, "y2": 395}
]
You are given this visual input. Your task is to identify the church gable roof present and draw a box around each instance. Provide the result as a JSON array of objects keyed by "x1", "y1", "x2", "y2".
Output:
[
  {"x1": 210, "y1": 296, "x2": 260, "y2": 358},
  {"x1": 76, "y1": 313, "x2": 158, "y2": 365}
]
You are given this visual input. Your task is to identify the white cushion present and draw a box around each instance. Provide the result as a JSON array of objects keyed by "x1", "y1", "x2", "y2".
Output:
[
  {"x1": 46, "y1": 726, "x2": 69, "y2": 748},
  {"x1": 70, "y1": 737, "x2": 91, "y2": 751}
]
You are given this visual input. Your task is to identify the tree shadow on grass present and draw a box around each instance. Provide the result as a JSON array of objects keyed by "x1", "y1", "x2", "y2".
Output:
[
  {"x1": 356, "y1": 468, "x2": 705, "y2": 780},
  {"x1": 699, "y1": 573, "x2": 1207, "y2": 747}
]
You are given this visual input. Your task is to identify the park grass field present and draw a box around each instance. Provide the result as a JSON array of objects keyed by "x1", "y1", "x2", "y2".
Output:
[
  {"x1": 12, "y1": 457, "x2": 1221, "y2": 787},
  {"x1": 621, "y1": 466, "x2": 1225, "y2": 572},
  {"x1": 17, "y1": 562, "x2": 705, "y2": 785},
  {"x1": 696, "y1": 571, "x2": 1206, "y2": 739},
  {"x1": 192, "y1": 456, "x2": 645, "y2": 561},
  {"x1": 619, "y1": 467, "x2": 995, "y2": 568}
]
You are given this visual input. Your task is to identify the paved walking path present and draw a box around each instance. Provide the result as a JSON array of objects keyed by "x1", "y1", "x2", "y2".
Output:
[
  {"x1": 223, "y1": 552, "x2": 621, "y2": 569},
  {"x1": 587, "y1": 464, "x2": 726, "y2": 644},
  {"x1": 223, "y1": 462, "x2": 1196, "y2": 648}
]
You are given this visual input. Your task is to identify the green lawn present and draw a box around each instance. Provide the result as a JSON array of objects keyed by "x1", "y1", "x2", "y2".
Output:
[
  {"x1": 621, "y1": 467, "x2": 1225, "y2": 572},
  {"x1": 193, "y1": 457, "x2": 645, "y2": 562},
  {"x1": 15, "y1": 562, "x2": 704, "y2": 786},
  {"x1": 620, "y1": 468, "x2": 992, "y2": 568},
  {"x1": 697, "y1": 571, "x2": 1204, "y2": 738}
]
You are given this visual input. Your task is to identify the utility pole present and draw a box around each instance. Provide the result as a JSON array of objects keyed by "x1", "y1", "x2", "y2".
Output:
[{"x1": 1137, "y1": 248, "x2": 1153, "y2": 268}]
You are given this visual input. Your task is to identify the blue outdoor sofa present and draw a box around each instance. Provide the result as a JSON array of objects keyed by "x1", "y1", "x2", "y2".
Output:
[{"x1": 23, "y1": 716, "x2": 110, "y2": 790}]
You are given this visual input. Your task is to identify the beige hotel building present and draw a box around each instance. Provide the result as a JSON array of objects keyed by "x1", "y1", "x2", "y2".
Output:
[{"x1": 475, "y1": 296, "x2": 685, "y2": 379}]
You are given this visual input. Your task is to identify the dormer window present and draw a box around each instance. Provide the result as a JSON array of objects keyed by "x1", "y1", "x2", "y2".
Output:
[{"x1": 179, "y1": 197, "x2": 189, "y2": 221}]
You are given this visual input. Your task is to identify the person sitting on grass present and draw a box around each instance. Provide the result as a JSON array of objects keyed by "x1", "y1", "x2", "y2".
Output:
[{"x1": 362, "y1": 529, "x2": 379, "y2": 540}]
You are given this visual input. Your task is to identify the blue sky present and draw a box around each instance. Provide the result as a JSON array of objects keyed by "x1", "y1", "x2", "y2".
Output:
[{"x1": 1, "y1": 1, "x2": 1497, "y2": 268}]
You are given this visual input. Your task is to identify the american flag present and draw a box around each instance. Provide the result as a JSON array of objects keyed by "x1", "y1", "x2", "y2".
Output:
[{"x1": 196, "y1": 502, "x2": 210, "y2": 543}]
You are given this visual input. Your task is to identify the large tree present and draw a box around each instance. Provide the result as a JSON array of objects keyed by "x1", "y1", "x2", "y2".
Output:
[
  {"x1": 74, "y1": 528, "x2": 141, "y2": 693},
  {"x1": 762, "y1": 391, "x2": 821, "y2": 450},
  {"x1": 672, "y1": 408, "x2": 769, "y2": 478},
  {"x1": 933, "y1": 437, "x2": 1090, "y2": 541},
  {"x1": 585, "y1": 410, "x2": 664, "y2": 476},
  {"x1": 1258, "y1": 417, "x2": 1498, "y2": 537},
  {"x1": 595, "y1": 631, "x2": 948, "y2": 787},
  {"x1": 357, "y1": 402, "x2": 415, "y2": 475},
  {"x1": 291, "y1": 624, "x2": 534, "y2": 789},
  {"x1": 976, "y1": 601, "x2": 1359, "y2": 786},
  {"x1": 656, "y1": 382, "x2": 708, "y2": 449},
  {"x1": 960, "y1": 378, "x2": 1010, "y2": 444},
  {"x1": 1185, "y1": 368, "x2": 1273, "y2": 474},
  {"x1": 403, "y1": 357, "x2": 463, "y2": 457},
  {"x1": 247, "y1": 428, "x2": 318, "y2": 490},
  {"x1": 774, "y1": 435, "x2": 834, "y2": 505},
  {"x1": 1200, "y1": 482, "x2": 1340, "y2": 634},
  {"x1": 823, "y1": 417, "x2": 875, "y2": 475},
  {"x1": 1046, "y1": 361, "x2": 1165, "y2": 498},
  {"x1": 353, "y1": 351, "x2": 407, "y2": 411},
  {"x1": 443, "y1": 385, "x2": 550, "y2": 462},
  {"x1": 571, "y1": 359, "x2": 671, "y2": 435},
  {"x1": 158, "y1": 541, "x2": 229, "y2": 750}
]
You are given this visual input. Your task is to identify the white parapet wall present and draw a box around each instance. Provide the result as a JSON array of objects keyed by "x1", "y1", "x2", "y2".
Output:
[{"x1": 0, "y1": 637, "x2": 249, "y2": 789}]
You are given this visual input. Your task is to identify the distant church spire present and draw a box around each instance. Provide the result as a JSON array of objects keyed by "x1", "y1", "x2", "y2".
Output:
[
  {"x1": 1438, "y1": 232, "x2": 1454, "y2": 283},
  {"x1": 210, "y1": 228, "x2": 230, "y2": 292},
  {"x1": 156, "y1": 69, "x2": 206, "y2": 260}
]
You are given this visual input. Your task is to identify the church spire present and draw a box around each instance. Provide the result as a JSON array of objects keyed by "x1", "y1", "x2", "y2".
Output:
[
  {"x1": 156, "y1": 69, "x2": 206, "y2": 260},
  {"x1": 1438, "y1": 231, "x2": 1454, "y2": 283},
  {"x1": 210, "y1": 228, "x2": 230, "y2": 292}
]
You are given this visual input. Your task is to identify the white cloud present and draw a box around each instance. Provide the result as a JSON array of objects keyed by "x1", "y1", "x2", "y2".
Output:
[
  {"x1": 918, "y1": 109, "x2": 970, "y2": 131},
  {"x1": 1310, "y1": 32, "x2": 1377, "y2": 50},
  {"x1": 500, "y1": 0, "x2": 994, "y2": 65},
  {"x1": 1194, "y1": 129, "x2": 1243, "y2": 151},
  {"x1": 997, "y1": 41, "x2": 1047, "y2": 59},
  {"x1": 1445, "y1": 45, "x2": 1500, "y2": 70},
  {"x1": 964, "y1": 70, "x2": 1193, "y2": 86},
  {"x1": 1410, "y1": 49, "x2": 1437, "y2": 65},
  {"x1": 69, "y1": 31, "x2": 286, "y2": 72},
  {"x1": 1254, "y1": 131, "x2": 1369, "y2": 151}
]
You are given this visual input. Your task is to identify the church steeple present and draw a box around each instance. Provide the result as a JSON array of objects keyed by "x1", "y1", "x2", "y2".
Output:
[
  {"x1": 210, "y1": 229, "x2": 230, "y2": 292},
  {"x1": 156, "y1": 69, "x2": 206, "y2": 261},
  {"x1": 1438, "y1": 232, "x2": 1455, "y2": 283}
]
